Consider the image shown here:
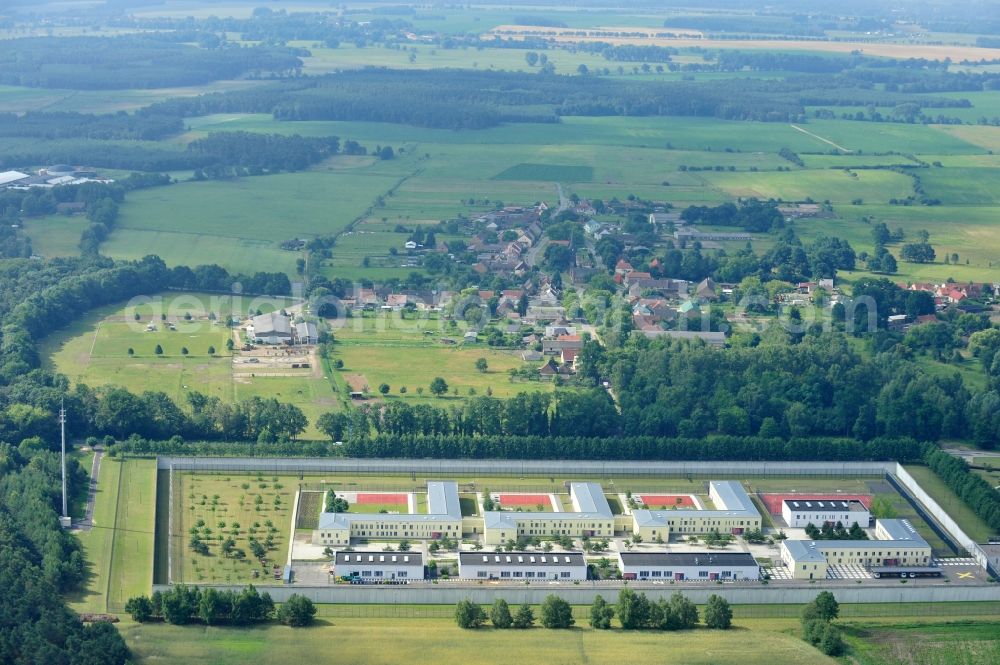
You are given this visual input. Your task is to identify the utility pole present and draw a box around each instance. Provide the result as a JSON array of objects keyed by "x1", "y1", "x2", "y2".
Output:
[{"x1": 59, "y1": 401, "x2": 71, "y2": 528}]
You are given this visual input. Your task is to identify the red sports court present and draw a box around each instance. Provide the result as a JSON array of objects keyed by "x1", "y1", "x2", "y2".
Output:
[
  {"x1": 640, "y1": 494, "x2": 697, "y2": 508},
  {"x1": 760, "y1": 493, "x2": 872, "y2": 515},
  {"x1": 356, "y1": 492, "x2": 408, "y2": 505},
  {"x1": 498, "y1": 493, "x2": 551, "y2": 506}
]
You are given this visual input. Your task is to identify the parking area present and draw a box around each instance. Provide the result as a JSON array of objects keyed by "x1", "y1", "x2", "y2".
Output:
[{"x1": 826, "y1": 564, "x2": 873, "y2": 580}]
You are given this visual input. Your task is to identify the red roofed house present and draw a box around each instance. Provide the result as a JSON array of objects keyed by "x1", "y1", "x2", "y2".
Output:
[{"x1": 615, "y1": 259, "x2": 634, "y2": 275}]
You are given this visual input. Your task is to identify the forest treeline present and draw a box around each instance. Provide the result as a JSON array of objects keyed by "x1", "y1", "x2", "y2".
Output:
[
  {"x1": 110, "y1": 432, "x2": 923, "y2": 463},
  {"x1": 0, "y1": 35, "x2": 303, "y2": 89},
  {"x1": 0, "y1": 445, "x2": 129, "y2": 663},
  {"x1": 141, "y1": 68, "x2": 971, "y2": 128},
  {"x1": 0, "y1": 126, "x2": 347, "y2": 175},
  {"x1": 308, "y1": 333, "x2": 979, "y2": 444}
]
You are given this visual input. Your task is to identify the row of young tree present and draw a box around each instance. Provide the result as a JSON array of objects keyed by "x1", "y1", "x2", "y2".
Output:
[
  {"x1": 331, "y1": 433, "x2": 924, "y2": 463},
  {"x1": 125, "y1": 585, "x2": 316, "y2": 627}
]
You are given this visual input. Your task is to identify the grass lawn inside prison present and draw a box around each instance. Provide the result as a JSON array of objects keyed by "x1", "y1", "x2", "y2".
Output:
[
  {"x1": 903, "y1": 465, "x2": 996, "y2": 543},
  {"x1": 173, "y1": 472, "x2": 296, "y2": 585}
]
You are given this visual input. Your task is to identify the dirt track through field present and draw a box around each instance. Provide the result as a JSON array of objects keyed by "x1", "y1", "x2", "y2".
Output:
[{"x1": 790, "y1": 124, "x2": 853, "y2": 153}]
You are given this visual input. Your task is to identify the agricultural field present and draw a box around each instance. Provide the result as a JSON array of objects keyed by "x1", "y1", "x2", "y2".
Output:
[
  {"x1": 142, "y1": 110, "x2": 1000, "y2": 287},
  {"x1": 104, "y1": 169, "x2": 404, "y2": 276},
  {"x1": 41, "y1": 293, "x2": 338, "y2": 438}
]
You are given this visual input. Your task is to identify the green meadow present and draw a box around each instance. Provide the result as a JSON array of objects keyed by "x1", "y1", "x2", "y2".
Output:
[
  {"x1": 40, "y1": 294, "x2": 338, "y2": 438},
  {"x1": 119, "y1": 617, "x2": 836, "y2": 665},
  {"x1": 66, "y1": 458, "x2": 157, "y2": 614},
  {"x1": 329, "y1": 312, "x2": 552, "y2": 401}
]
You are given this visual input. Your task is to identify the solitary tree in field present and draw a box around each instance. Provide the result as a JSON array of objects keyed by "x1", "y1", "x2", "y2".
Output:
[
  {"x1": 226, "y1": 338, "x2": 235, "y2": 351},
  {"x1": 208, "y1": 346, "x2": 216, "y2": 356},
  {"x1": 475, "y1": 357, "x2": 488, "y2": 373},
  {"x1": 378, "y1": 383, "x2": 390, "y2": 395},
  {"x1": 430, "y1": 377, "x2": 448, "y2": 396},
  {"x1": 127, "y1": 348, "x2": 134, "y2": 357},
  {"x1": 525, "y1": 51, "x2": 539, "y2": 67},
  {"x1": 133, "y1": 312, "x2": 140, "y2": 321},
  {"x1": 181, "y1": 347, "x2": 189, "y2": 356},
  {"x1": 154, "y1": 344, "x2": 163, "y2": 356}
]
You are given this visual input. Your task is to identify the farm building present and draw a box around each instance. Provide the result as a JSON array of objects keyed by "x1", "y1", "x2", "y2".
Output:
[
  {"x1": 295, "y1": 321, "x2": 318, "y2": 345},
  {"x1": 631, "y1": 481, "x2": 762, "y2": 541},
  {"x1": 459, "y1": 551, "x2": 587, "y2": 581},
  {"x1": 0, "y1": 171, "x2": 30, "y2": 188},
  {"x1": 780, "y1": 519, "x2": 933, "y2": 580},
  {"x1": 249, "y1": 311, "x2": 292, "y2": 344},
  {"x1": 334, "y1": 551, "x2": 423, "y2": 582},
  {"x1": 618, "y1": 551, "x2": 760, "y2": 581},
  {"x1": 312, "y1": 481, "x2": 462, "y2": 546},
  {"x1": 482, "y1": 482, "x2": 615, "y2": 546},
  {"x1": 782, "y1": 499, "x2": 870, "y2": 528}
]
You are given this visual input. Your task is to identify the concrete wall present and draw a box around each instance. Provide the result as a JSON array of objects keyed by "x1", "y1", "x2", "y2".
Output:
[
  {"x1": 892, "y1": 463, "x2": 997, "y2": 577},
  {"x1": 151, "y1": 582, "x2": 1000, "y2": 606},
  {"x1": 156, "y1": 456, "x2": 893, "y2": 478}
]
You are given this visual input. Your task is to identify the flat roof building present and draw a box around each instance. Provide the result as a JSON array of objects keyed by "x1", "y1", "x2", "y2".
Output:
[
  {"x1": 313, "y1": 481, "x2": 463, "y2": 546},
  {"x1": 334, "y1": 550, "x2": 424, "y2": 581},
  {"x1": 458, "y1": 551, "x2": 587, "y2": 581},
  {"x1": 618, "y1": 551, "x2": 760, "y2": 581},
  {"x1": 632, "y1": 481, "x2": 762, "y2": 541},
  {"x1": 482, "y1": 482, "x2": 614, "y2": 545},
  {"x1": 780, "y1": 519, "x2": 932, "y2": 580},
  {"x1": 782, "y1": 499, "x2": 870, "y2": 528}
]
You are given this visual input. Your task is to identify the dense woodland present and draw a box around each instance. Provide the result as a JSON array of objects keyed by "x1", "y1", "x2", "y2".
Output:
[
  {"x1": 0, "y1": 35, "x2": 303, "y2": 89},
  {"x1": 0, "y1": 445, "x2": 128, "y2": 663}
]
